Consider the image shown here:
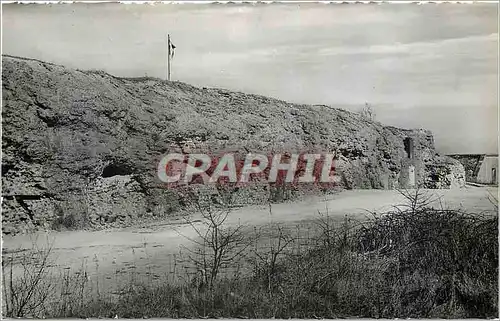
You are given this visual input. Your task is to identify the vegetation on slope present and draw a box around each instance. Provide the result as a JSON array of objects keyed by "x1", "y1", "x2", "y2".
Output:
[{"x1": 3, "y1": 190, "x2": 497, "y2": 318}]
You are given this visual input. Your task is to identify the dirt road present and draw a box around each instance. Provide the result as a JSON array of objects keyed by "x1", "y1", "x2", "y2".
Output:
[{"x1": 3, "y1": 186, "x2": 497, "y2": 290}]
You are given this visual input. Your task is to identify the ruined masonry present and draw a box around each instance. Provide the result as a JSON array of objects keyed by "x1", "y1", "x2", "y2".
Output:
[{"x1": 1, "y1": 55, "x2": 465, "y2": 234}]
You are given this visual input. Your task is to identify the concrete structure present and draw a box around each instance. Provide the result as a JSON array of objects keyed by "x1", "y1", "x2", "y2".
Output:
[
  {"x1": 448, "y1": 154, "x2": 498, "y2": 185},
  {"x1": 476, "y1": 155, "x2": 498, "y2": 185},
  {"x1": 408, "y1": 165, "x2": 416, "y2": 187},
  {"x1": 404, "y1": 136, "x2": 417, "y2": 188}
]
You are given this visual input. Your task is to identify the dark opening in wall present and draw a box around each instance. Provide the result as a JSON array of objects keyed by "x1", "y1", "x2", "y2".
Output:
[
  {"x1": 2, "y1": 164, "x2": 14, "y2": 176},
  {"x1": 102, "y1": 163, "x2": 133, "y2": 178},
  {"x1": 404, "y1": 137, "x2": 414, "y2": 159},
  {"x1": 430, "y1": 173, "x2": 439, "y2": 181}
]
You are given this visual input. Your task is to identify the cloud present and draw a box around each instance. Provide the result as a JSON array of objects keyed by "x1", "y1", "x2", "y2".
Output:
[
  {"x1": 2, "y1": 3, "x2": 498, "y2": 154},
  {"x1": 315, "y1": 33, "x2": 498, "y2": 57}
]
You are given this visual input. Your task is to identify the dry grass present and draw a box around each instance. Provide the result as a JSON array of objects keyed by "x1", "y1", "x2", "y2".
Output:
[
  {"x1": 2, "y1": 190, "x2": 498, "y2": 318},
  {"x1": 2, "y1": 239, "x2": 55, "y2": 317}
]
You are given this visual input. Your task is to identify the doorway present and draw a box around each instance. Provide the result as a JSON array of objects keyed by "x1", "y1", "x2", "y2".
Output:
[{"x1": 408, "y1": 165, "x2": 416, "y2": 187}]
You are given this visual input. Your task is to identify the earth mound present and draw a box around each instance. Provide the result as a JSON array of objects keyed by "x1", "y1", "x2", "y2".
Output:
[{"x1": 1, "y1": 55, "x2": 465, "y2": 234}]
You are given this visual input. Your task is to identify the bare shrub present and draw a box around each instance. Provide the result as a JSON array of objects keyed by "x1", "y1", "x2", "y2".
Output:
[
  {"x1": 313, "y1": 199, "x2": 340, "y2": 249},
  {"x1": 395, "y1": 187, "x2": 438, "y2": 213},
  {"x1": 356, "y1": 190, "x2": 498, "y2": 317},
  {"x1": 251, "y1": 223, "x2": 294, "y2": 292},
  {"x1": 177, "y1": 184, "x2": 251, "y2": 288},
  {"x1": 19, "y1": 186, "x2": 497, "y2": 319},
  {"x1": 55, "y1": 264, "x2": 92, "y2": 318},
  {"x1": 2, "y1": 238, "x2": 55, "y2": 318}
]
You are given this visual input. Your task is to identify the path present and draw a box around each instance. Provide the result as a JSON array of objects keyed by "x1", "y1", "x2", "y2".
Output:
[{"x1": 3, "y1": 186, "x2": 497, "y2": 290}]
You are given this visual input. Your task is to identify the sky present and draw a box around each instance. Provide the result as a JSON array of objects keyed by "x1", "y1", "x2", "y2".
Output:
[{"x1": 2, "y1": 3, "x2": 498, "y2": 154}]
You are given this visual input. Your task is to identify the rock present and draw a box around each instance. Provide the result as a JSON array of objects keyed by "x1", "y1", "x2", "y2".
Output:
[
  {"x1": 424, "y1": 156, "x2": 466, "y2": 189},
  {"x1": 2, "y1": 55, "x2": 464, "y2": 234}
]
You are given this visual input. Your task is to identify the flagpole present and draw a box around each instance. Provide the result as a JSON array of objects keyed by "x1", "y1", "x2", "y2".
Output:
[{"x1": 167, "y1": 34, "x2": 171, "y2": 81}]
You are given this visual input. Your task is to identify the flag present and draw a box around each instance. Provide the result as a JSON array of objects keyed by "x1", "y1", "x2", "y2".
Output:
[{"x1": 169, "y1": 38, "x2": 176, "y2": 59}]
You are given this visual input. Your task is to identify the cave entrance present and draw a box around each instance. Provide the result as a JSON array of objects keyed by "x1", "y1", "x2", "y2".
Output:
[{"x1": 102, "y1": 163, "x2": 133, "y2": 178}]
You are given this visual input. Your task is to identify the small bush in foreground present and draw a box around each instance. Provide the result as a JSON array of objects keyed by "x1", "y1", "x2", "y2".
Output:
[
  {"x1": 38, "y1": 204, "x2": 497, "y2": 319},
  {"x1": 2, "y1": 240, "x2": 55, "y2": 318},
  {"x1": 4, "y1": 188, "x2": 497, "y2": 318}
]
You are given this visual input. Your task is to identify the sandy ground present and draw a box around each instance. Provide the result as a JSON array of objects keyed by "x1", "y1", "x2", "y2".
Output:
[{"x1": 2, "y1": 186, "x2": 497, "y2": 292}]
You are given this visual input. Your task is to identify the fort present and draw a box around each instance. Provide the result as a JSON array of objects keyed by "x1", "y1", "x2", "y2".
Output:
[
  {"x1": 2, "y1": 55, "x2": 465, "y2": 234},
  {"x1": 449, "y1": 154, "x2": 498, "y2": 185}
]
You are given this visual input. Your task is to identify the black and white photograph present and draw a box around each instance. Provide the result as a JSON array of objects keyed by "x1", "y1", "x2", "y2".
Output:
[{"x1": 1, "y1": 1, "x2": 498, "y2": 318}]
